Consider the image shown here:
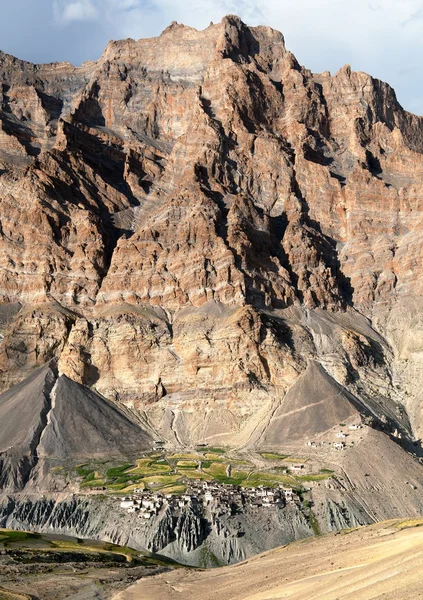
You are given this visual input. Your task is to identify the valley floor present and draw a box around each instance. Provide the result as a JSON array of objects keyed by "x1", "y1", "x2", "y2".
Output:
[{"x1": 114, "y1": 519, "x2": 423, "y2": 600}]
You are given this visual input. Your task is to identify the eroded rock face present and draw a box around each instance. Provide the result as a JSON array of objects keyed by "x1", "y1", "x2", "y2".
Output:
[
  {"x1": 0, "y1": 493, "x2": 312, "y2": 566},
  {"x1": 1, "y1": 15, "x2": 423, "y2": 448}
]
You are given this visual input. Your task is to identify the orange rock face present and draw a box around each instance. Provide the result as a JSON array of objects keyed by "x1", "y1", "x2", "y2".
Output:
[{"x1": 1, "y1": 15, "x2": 423, "y2": 445}]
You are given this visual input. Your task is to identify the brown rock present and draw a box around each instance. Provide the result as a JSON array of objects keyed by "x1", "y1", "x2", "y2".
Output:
[{"x1": 0, "y1": 15, "x2": 423, "y2": 446}]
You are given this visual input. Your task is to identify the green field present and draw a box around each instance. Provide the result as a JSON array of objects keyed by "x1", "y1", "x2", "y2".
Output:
[
  {"x1": 167, "y1": 453, "x2": 203, "y2": 461},
  {"x1": 176, "y1": 460, "x2": 199, "y2": 469},
  {"x1": 0, "y1": 528, "x2": 178, "y2": 566},
  {"x1": 142, "y1": 474, "x2": 182, "y2": 488},
  {"x1": 259, "y1": 452, "x2": 289, "y2": 460},
  {"x1": 126, "y1": 459, "x2": 172, "y2": 476},
  {"x1": 75, "y1": 449, "x2": 333, "y2": 494},
  {"x1": 202, "y1": 462, "x2": 250, "y2": 485},
  {"x1": 178, "y1": 469, "x2": 211, "y2": 481},
  {"x1": 243, "y1": 472, "x2": 296, "y2": 488}
]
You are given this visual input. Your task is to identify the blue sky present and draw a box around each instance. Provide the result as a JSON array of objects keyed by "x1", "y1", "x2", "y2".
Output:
[{"x1": 1, "y1": 0, "x2": 423, "y2": 114}]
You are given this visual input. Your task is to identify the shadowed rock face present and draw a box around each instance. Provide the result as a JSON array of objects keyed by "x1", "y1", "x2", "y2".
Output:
[{"x1": 1, "y1": 15, "x2": 423, "y2": 465}]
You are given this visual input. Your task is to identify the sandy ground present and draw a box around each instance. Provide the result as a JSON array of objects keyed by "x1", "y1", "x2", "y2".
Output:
[{"x1": 113, "y1": 519, "x2": 423, "y2": 600}]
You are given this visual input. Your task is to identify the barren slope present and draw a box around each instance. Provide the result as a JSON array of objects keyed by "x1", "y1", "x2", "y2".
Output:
[
  {"x1": 0, "y1": 365, "x2": 152, "y2": 490},
  {"x1": 115, "y1": 520, "x2": 423, "y2": 600}
]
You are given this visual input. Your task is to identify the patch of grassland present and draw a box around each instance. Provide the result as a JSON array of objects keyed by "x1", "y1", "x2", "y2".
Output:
[
  {"x1": 0, "y1": 529, "x2": 182, "y2": 575},
  {"x1": 228, "y1": 458, "x2": 253, "y2": 466},
  {"x1": 105, "y1": 483, "x2": 128, "y2": 491},
  {"x1": 0, "y1": 531, "x2": 39, "y2": 543},
  {"x1": 176, "y1": 460, "x2": 199, "y2": 468},
  {"x1": 283, "y1": 457, "x2": 308, "y2": 464},
  {"x1": 202, "y1": 453, "x2": 224, "y2": 461},
  {"x1": 243, "y1": 472, "x2": 296, "y2": 487},
  {"x1": 126, "y1": 459, "x2": 172, "y2": 477},
  {"x1": 80, "y1": 479, "x2": 105, "y2": 488},
  {"x1": 167, "y1": 453, "x2": 203, "y2": 461},
  {"x1": 203, "y1": 447, "x2": 225, "y2": 454},
  {"x1": 202, "y1": 462, "x2": 227, "y2": 477},
  {"x1": 320, "y1": 468, "x2": 335, "y2": 474},
  {"x1": 395, "y1": 518, "x2": 423, "y2": 530},
  {"x1": 259, "y1": 452, "x2": 289, "y2": 460},
  {"x1": 117, "y1": 482, "x2": 145, "y2": 494},
  {"x1": 76, "y1": 465, "x2": 94, "y2": 477},
  {"x1": 203, "y1": 463, "x2": 250, "y2": 485},
  {"x1": 142, "y1": 474, "x2": 182, "y2": 489},
  {"x1": 105, "y1": 464, "x2": 134, "y2": 479},
  {"x1": 271, "y1": 466, "x2": 289, "y2": 473}
]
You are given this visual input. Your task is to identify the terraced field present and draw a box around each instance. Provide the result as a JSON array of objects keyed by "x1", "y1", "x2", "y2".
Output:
[{"x1": 75, "y1": 448, "x2": 333, "y2": 495}]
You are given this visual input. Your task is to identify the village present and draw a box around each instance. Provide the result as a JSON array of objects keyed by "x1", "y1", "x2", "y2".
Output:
[
  {"x1": 306, "y1": 423, "x2": 363, "y2": 451},
  {"x1": 119, "y1": 480, "x2": 298, "y2": 519}
]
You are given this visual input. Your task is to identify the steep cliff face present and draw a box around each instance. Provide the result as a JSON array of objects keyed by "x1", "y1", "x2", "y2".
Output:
[{"x1": 1, "y1": 15, "x2": 423, "y2": 464}]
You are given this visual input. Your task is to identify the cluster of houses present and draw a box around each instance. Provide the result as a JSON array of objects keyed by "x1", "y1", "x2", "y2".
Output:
[
  {"x1": 307, "y1": 424, "x2": 363, "y2": 451},
  {"x1": 119, "y1": 482, "x2": 298, "y2": 518},
  {"x1": 120, "y1": 491, "x2": 165, "y2": 519}
]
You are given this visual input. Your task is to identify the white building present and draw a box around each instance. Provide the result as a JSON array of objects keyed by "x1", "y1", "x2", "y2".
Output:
[
  {"x1": 204, "y1": 491, "x2": 213, "y2": 503},
  {"x1": 282, "y1": 488, "x2": 294, "y2": 501}
]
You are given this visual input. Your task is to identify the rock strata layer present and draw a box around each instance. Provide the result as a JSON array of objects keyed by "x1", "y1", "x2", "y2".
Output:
[{"x1": 0, "y1": 15, "x2": 423, "y2": 503}]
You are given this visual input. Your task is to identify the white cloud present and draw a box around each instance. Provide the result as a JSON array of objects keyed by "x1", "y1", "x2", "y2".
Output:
[{"x1": 55, "y1": 0, "x2": 99, "y2": 24}]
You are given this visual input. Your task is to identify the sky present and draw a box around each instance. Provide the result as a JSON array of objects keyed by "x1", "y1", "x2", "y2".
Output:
[{"x1": 1, "y1": 0, "x2": 423, "y2": 114}]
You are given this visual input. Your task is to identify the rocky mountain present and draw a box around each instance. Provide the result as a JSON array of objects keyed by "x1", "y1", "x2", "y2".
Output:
[
  {"x1": 0, "y1": 363, "x2": 152, "y2": 490},
  {"x1": 1, "y1": 14, "x2": 423, "y2": 563}
]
